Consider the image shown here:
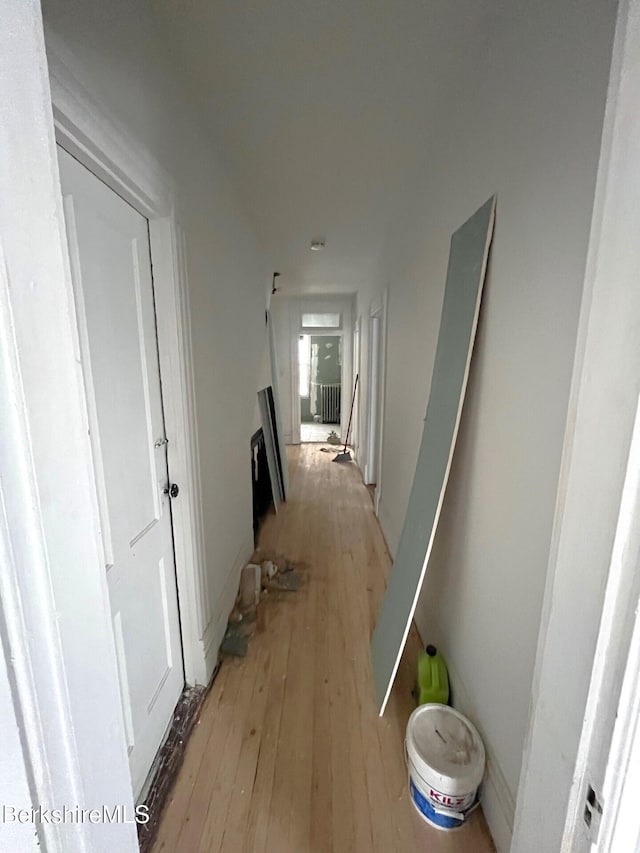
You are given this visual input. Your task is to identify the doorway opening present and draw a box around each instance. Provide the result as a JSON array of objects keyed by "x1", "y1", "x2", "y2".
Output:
[{"x1": 299, "y1": 334, "x2": 342, "y2": 442}]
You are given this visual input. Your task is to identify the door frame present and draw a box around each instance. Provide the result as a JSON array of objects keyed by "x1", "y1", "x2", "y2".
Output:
[
  {"x1": 48, "y1": 43, "x2": 209, "y2": 687},
  {"x1": 352, "y1": 316, "x2": 360, "y2": 460},
  {"x1": 364, "y1": 311, "x2": 381, "y2": 486},
  {"x1": 367, "y1": 290, "x2": 388, "y2": 515},
  {"x1": 596, "y1": 422, "x2": 640, "y2": 851}
]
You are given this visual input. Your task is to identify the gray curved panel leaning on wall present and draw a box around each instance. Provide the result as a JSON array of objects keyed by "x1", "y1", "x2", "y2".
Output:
[
  {"x1": 371, "y1": 195, "x2": 496, "y2": 714},
  {"x1": 267, "y1": 312, "x2": 290, "y2": 496}
]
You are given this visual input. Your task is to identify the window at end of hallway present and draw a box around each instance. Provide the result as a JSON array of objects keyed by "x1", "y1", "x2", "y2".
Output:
[{"x1": 301, "y1": 312, "x2": 340, "y2": 328}]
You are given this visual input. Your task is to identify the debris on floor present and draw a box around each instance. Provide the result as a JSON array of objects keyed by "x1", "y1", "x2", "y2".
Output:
[
  {"x1": 268, "y1": 570, "x2": 303, "y2": 591},
  {"x1": 221, "y1": 623, "x2": 249, "y2": 658},
  {"x1": 239, "y1": 562, "x2": 261, "y2": 609},
  {"x1": 136, "y1": 682, "x2": 208, "y2": 853},
  {"x1": 221, "y1": 555, "x2": 304, "y2": 658},
  {"x1": 261, "y1": 559, "x2": 278, "y2": 581},
  {"x1": 326, "y1": 430, "x2": 341, "y2": 445}
]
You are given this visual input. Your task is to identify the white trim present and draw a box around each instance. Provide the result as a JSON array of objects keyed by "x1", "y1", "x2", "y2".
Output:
[
  {"x1": 48, "y1": 50, "x2": 209, "y2": 685},
  {"x1": 352, "y1": 316, "x2": 361, "y2": 461},
  {"x1": 482, "y1": 756, "x2": 516, "y2": 853},
  {"x1": 47, "y1": 32, "x2": 173, "y2": 217},
  {"x1": 596, "y1": 399, "x2": 640, "y2": 851},
  {"x1": 150, "y1": 220, "x2": 210, "y2": 684},
  {"x1": 374, "y1": 288, "x2": 389, "y2": 516},
  {"x1": 432, "y1": 650, "x2": 514, "y2": 852},
  {"x1": 0, "y1": 5, "x2": 138, "y2": 849},
  {"x1": 602, "y1": 642, "x2": 640, "y2": 851},
  {"x1": 561, "y1": 393, "x2": 640, "y2": 851},
  {"x1": 364, "y1": 313, "x2": 381, "y2": 485},
  {"x1": 0, "y1": 248, "x2": 88, "y2": 853},
  {"x1": 291, "y1": 315, "x2": 301, "y2": 445}
]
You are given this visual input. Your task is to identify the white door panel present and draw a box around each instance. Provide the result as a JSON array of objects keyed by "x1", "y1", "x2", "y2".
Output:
[{"x1": 58, "y1": 146, "x2": 184, "y2": 797}]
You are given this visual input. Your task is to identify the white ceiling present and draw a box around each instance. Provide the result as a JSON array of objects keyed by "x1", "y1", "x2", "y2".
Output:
[{"x1": 148, "y1": 0, "x2": 492, "y2": 295}]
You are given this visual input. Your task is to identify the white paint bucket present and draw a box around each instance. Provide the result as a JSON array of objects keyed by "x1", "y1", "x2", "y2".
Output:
[{"x1": 405, "y1": 704, "x2": 485, "y2": 830}]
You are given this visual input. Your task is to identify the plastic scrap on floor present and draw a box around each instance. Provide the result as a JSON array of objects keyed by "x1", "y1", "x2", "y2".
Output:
[{"x1": 221, "y1": 622, "x2": 249, "y2": 657}]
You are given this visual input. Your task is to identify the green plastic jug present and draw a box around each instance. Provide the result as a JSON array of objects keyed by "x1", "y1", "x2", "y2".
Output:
[{"x1": 416, "y1": 645, "x2": 450, "y2": 706}]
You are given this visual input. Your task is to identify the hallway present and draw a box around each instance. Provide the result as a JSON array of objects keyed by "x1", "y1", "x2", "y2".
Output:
[{"x1": 152, "y1": 446, "x2": 494, "y2": 852}]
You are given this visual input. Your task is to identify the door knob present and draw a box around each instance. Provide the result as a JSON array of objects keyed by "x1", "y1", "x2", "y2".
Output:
[{"x1": 164, "y1": 483, "x2": 179, "y2": 498}]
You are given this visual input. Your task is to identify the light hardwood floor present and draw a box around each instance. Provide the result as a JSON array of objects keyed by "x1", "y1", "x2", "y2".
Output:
[{"x1": 152, "y1": 445, "x2": 496, "y2": 852}]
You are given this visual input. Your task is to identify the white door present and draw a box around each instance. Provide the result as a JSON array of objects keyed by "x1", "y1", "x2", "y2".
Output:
[{"x1": 58, "y1": 147, "x2": 184, "y2": 797}]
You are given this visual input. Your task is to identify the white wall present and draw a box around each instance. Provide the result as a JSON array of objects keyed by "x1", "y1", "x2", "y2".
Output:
[
  {"x1": 359, "y1": 1, "x2": 617, "y2": 848},
  {"x1": 42, "y1": 0, "x2": 271, "y2": 677},
  {"x1": 514, "y1": 3, "x2": 640, "y2": 849},
  {"x1": 270, "y1": 295, "x2": 354, "y2": 444}
]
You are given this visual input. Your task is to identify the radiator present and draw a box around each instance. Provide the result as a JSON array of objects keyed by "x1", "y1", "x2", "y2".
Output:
[{"x1": 320, "y1": 384, "x2": 341, "y2": 424}]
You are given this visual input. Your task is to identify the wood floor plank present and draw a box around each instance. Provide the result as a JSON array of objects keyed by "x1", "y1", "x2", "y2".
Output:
[
  {"x1": 241, "y1": 593, "x2": 294, "y2": 853},
  {"x1": 195, "y1": 663, "x2": 256, "y2": 850},
  {"x1": 215, "y1": 614, "x2": 275, "y2": 851},
  {"x1": 176, "y1": 660, "x2": 246, "y2": 850},
  {"x1": 310, "y1": 536, "x2": 333, "y2": 853},
  {"x1": 151, "y1": 445, "x2": 496, "y2": 853}
]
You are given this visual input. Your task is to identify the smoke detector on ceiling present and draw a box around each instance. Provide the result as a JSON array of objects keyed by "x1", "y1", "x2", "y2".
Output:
[{"x1": 310, "y1": 239, "x2": 325, "y2": 251}]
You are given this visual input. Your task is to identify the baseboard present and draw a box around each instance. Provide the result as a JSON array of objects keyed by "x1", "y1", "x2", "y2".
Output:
[
  {"x1": 376, "y1": 496, "x2": 400, "y2": 558},
  {"x1": 440, "y1": 659, "x2": 515, "y2": 850},
  {"x1": 200, "y1": 537, "x2": 254, "y2": 683},
  {"x1": 482, "y1": 753, "x2": 515, "y2": 853}
]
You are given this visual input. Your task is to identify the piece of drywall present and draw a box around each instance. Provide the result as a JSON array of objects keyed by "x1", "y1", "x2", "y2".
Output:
[
  {"x1": 265, "y1": 386, "x2": 287, "y2": 497},
  {"x1": 371, "y1": 196, "x2": 495, "y2": 713},
  {"x1": 41, "y1": 0, "x2": 270, "y2": 677},
  {"x1": 257, "y1": 390, "x2": 280, "y2": 511},
  {"x1": 267, "y1": 311, "x2": 290, "y2": 495}
]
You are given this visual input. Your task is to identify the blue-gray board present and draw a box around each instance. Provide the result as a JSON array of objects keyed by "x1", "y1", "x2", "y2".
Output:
[{"x1": 371, "y1": 196, "x2": 496, "y2": 714}]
